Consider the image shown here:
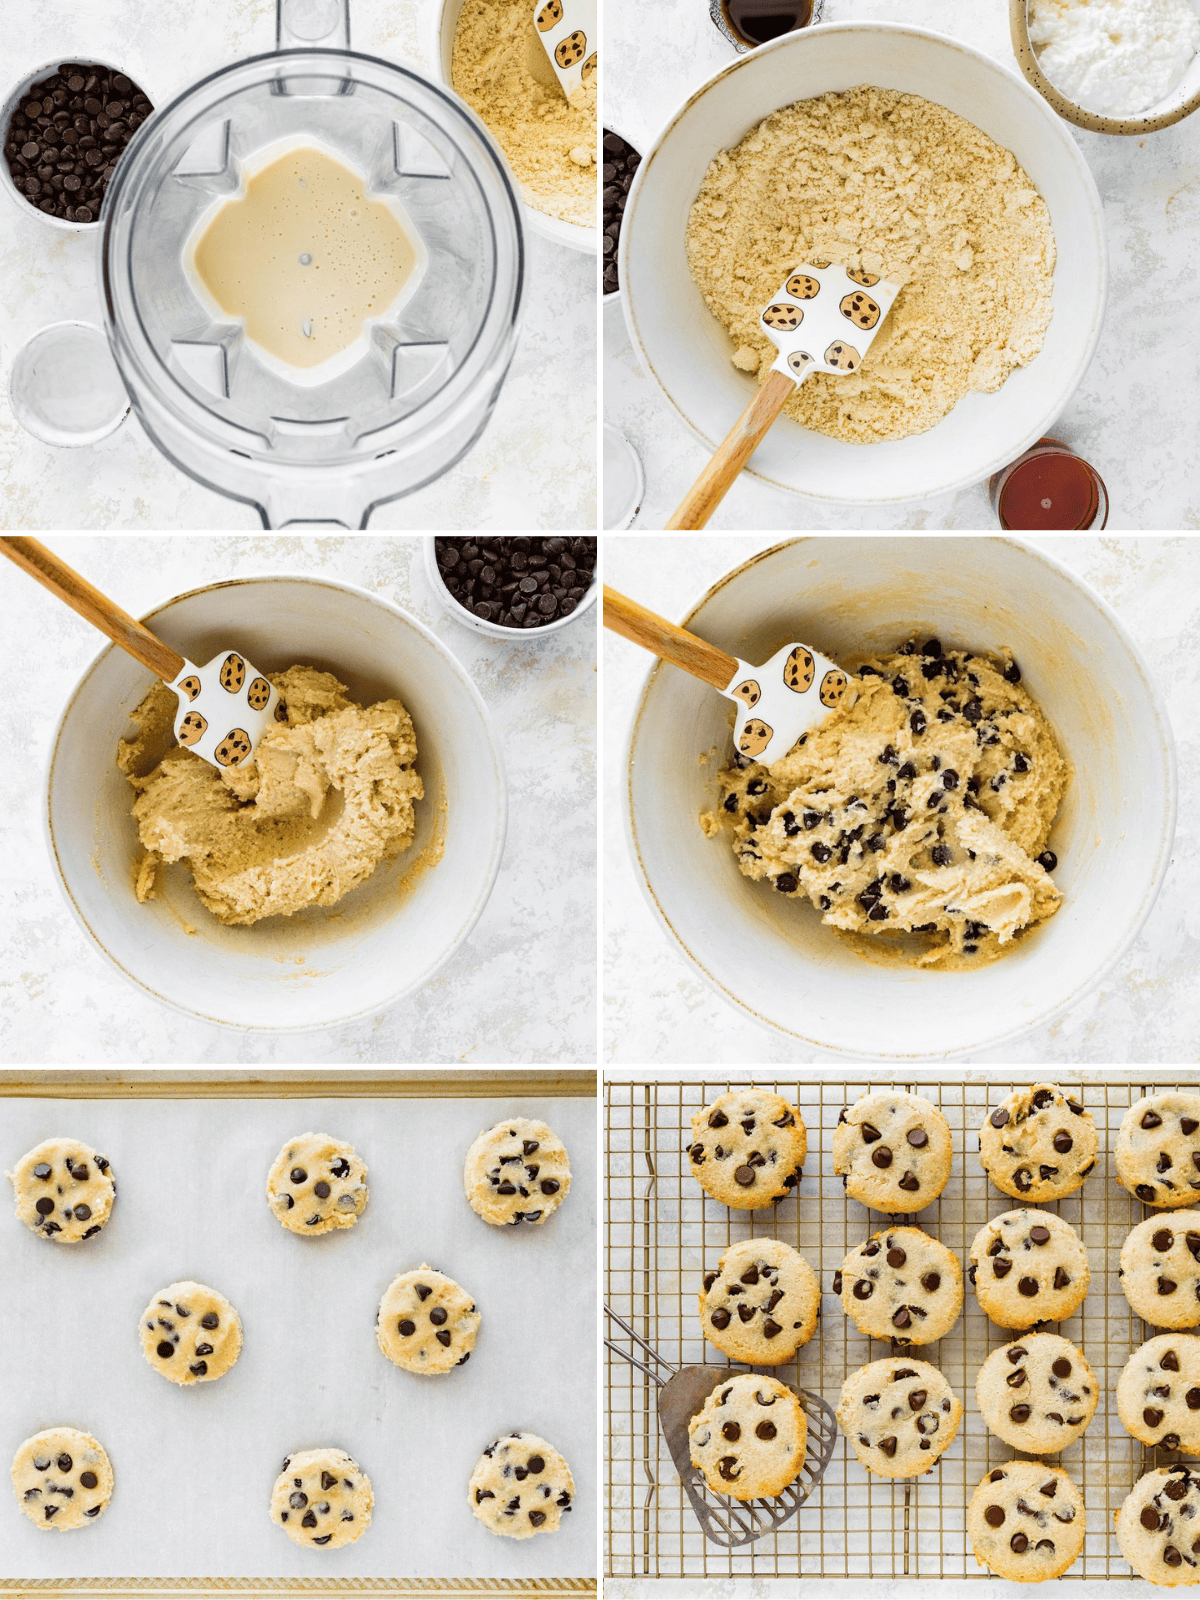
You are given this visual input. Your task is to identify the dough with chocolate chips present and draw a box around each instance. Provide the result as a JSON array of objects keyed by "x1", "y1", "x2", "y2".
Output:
[
  {"x1": 1120, "y1": 1212, "x2": 1200, "y2": 1330},
  {"x1": 11, "y1": 1427, "x2": 113, "y2": 1530},
  {"x1": 699, "y1": 1237, "x2": 819, "y2": 1363},
  {"x1": 969, "y1": 1209, "x2": 1089, "y2": 1329},
  {"x1": 271, "y1": 1448, "x2": 373, "y2": 1548},
  {"x1": 832, "y1": 1090, "x2": 951, "y2": 1213},
  {"x1": 266, "y1": 1133, "x2": 368, "y2": 1235},
  {"x1": 836, "y1": 1357, "x2": 962, "y2": 1478},
  {"x1": 968, "y1": 1460, "x2": 1085, "y2": 1582},
  {"x1": 1117, "y1": 1335, "x2": 1200, "y2": 1455},
  {"x1": 1116, "y1": 1465, "x2": 1200, "y2": 1585},
  {"x1": 1116, "y1": 1094, "x2": 1200, "y2": 1210},
  {"x1": 975, "y1": 1333, "x2": 1097, "y2": 1452},
  {"x1": 377, "y1": 1265, "x2": 480, "y2": 1374},
  {"x1": 468, "y1": 1432, "x2": 573, "y2": 1537},
  {"x1": 463, "y1": 1117, "x2": 570, "y2": 1227},
  {"x1": 713, "y1": 641, "x2": 1067, "y2": 968},
  {"x1": 978, "y1": 1082, "x2": 1098, "y2": 1201},
  {"x1": 688, "y1": 1374, "x2": 807, "y2": 1501},
  {"x1": 139, "y1": 1280, "x2": 243, "y2": 1385},
  {"x1": 687, "y1": 1088, "x2": 807, "y2": 1210},
  {"x1": 8, "y1": 1138, "x2": 115, "y2": 1244},
  {"x1": 836, "y1": 1226, "x2": 962, "y2": 1344}
]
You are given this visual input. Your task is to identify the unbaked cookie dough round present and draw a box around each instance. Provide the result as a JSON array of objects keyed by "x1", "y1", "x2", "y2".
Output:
[
  {"x1": 1117, "y1": 1094, "x2": 1200, "y2": 1210},
  {"x1": 139, "y1": 1280, "x2": 243, "y2": 1385},
  {"x1": 975, "y1": 1333, "x2": 1098, "y2": 1453},
  {"x1": 833, "y1": 1091, "x2": 951, "y2": 1213},
  {"x1": 1116, "y1": 1465, "x2": 1200, "y2": 1586},
  {"x1": 1121, "y1": 1211, "x2": 1200, "y2": 1330},
  {"x1": 464, "y1": 1118, "x2": 570, "y2": 1227},
  {"x1": 699, "y1": 1237, "x2": 819, "y2": 1364},
  {"x1": 688, "y1": 1373, "x2": 806, "y2": 1501},
  {"x1": 377, "y1": 1265, "x2": 480, "y2": 1374},
  {"x1": 11, "y1": 1427, "x2": 113, "y2": 1530},
  {"x1": 968, "y1": 1460, "x2": 1085, "y2": 1582},
  {"x1": 978, "y1": 1082, "x2": 1098, "y2": 1202},
  {"x1": 836, "y1": 1357, "x2": 963, "y2": 1479},
  {"x1": 267, "y1": 1133, "x2": 368, "y2": 1235},
  {"x1": 968, "y1": 1209, "x2": 1090, "y2": 1329},
  {"x1": 468, "y1": 1431, "x2": 574, "y2": 1538},
  {"x1": 271, "y1": 1447, "x2": 373, "y2": 1548},
  {"x1": 8, "y1": 1138, "x2": 115, "y2": 1244},
  {"x1": 687, "y1": 1088, "x2": 807, "y2": 1210}
]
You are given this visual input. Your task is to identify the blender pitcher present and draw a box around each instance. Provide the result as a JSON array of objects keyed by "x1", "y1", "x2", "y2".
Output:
[{"x1": 100, "y1": 0, "x2": 524, "y2": 527}]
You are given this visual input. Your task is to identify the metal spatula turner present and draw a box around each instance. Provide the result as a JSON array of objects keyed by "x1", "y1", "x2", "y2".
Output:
[
  {"x1": 2, "y1": 537, "x2": 284, "y2": 771},
  {"x1": 667, "y1": 262, "x2": 902, "y2": 530},
  {"x1": 604, "y1": 584, "x2": 855, "y2": 765},
  {"x1": 533, "y1": 0, "x2": 596, "y2": 101},
  {"x1": 605, "y1": 1306, "x2": 837, "y2": 1548}
]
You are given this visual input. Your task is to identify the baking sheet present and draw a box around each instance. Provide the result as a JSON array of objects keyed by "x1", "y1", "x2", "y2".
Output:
[{"x1": 0, "y1": 1091, "x2": 595, "y2": 1580}]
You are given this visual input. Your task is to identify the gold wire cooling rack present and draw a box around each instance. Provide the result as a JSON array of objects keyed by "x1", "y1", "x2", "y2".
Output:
[{"x1": 605, "y1": 1075, "x2": 1200, "y2": 1582}]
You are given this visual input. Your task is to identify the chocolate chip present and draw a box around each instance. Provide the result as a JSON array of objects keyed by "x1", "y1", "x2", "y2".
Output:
[
  {"x1": 1029, "y1": 1225, "x2": 1050, "y2": 1244},
  {"x1": 734, "y1": 1165, "x2": 756, "y2": 1186},
  {"x1": 290, "y1": 1167, "x2": 307, "y2": 1183},
  {"x1": 201, "y1": 1312, "x2": 219, "y2": 1329},
  {"x1": 898, "y1": 1171, "x2": 920, "y2": 1192},
  {"x1": 985, "y1": 1504, "x2": 1005, "y2": 1527},
  {"x1": 1051, "y1": 1357, "x2": 1072, "y2": 1378},
  {"x1": 906, "y1": 1128, "x2": 928, "y2": 1147},
  {"x1": 80, "y1": 1471, "x2": 98, "y2": 1488},
  {"x1": 832, "y1": 1270, "x2": 843, "y2": 1294},
  {"x1": 710, "y1": 1308, "x2": 731, "y2": 1329},
  {"x1": 1010, "y1": 1404, "x2": 1031, "y2": 1423},
  {"x1": 35, "y1": 1197, "x2": 54, "y2": 1215},
  {"x1": 1187, "y1": 1388, "x2": 1200, "y2": 1410},
  {"x1": 990, "y1": 1109, "x2": 1009, "y2": 1128},
  {"x1": 429, "y1": 1307, "x2": 448, "y2": 1326},
  {"x1": 892, "y1": 1307, "x2": 911, "y2": 1329},
  {"x1": 861, "y1": 1122, "x2": 881, "y2": 1143},
  {"x1": 1018, "y1": 1276, "x2": 1038, "y2": 1296},
  {"x1": 887, "y1": 1247, "x2": 906, "y2": 1267},
  {"x1": 1052, "y1": 1131, "x2": 1073, "y2": 1152},
  {"x1": 1141, "y1": 1505, "x2": 1161, "y2": 1530},
  {"x1": 853, "y1": 1280, "x2": 873, "y2": 1300},
  {"x1": 156, "y1": 1341, "x2": 174, "y2": 1359},
  {"x1": 756, "y1": 1421, "x2": 776, "y2": 1440},
  {"x1": 1163, "y1": 1350, "x2": 1181, "y2": 1371},
  {"x1": 993, "y1": 1258, "x2": 1012, "y2": 1278},
  {"x1": 921, "y1": 1272, "x2": 940, "y2": 1291},
  {"x1": 314, "y1": 1181, "x2": 330, "y2": 1198},
  {"x1": 57, "y1": 1453, "x2": 72, "y2": 1472},
  {"x1": 1137, "y1": 1184, "x2": 1158, "y2": 1201},
  {"x1": 871, "y1": 1147, "x2": 892, "y2": 1169},
  {"x1": 879, "y1": 1437, "x2": 897, "y2": 1457},
  {"x1": 1144, "y1": 1407, "x2": 1165, "y2": 1427},
  {"x1": 1143, "y1": 1111, "x2": 1164, "y2": 1129},
  {"x1": 1161, "y1": 1277, "x2": 1179, "y2": 1295},
  {"x1": 1154, "y1": 1229, "x2": 1175, "y2": 1251},
  {"x1": 32, "y1": 1163, "x2": 51, "y2": 1179}
]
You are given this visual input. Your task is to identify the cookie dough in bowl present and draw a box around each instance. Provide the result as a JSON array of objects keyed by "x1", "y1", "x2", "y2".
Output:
[
  {"x1": 625, "y1": 536, "x2": 1174, "y2": 1056},
  {"x1": 47, "y1": 575, "x2": 506, "y2": 1030}
]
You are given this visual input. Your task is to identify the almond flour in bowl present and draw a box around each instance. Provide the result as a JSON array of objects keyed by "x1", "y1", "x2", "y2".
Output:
[{"x1": 685, "y1": 85, "x2": 1056, "y2": 444}]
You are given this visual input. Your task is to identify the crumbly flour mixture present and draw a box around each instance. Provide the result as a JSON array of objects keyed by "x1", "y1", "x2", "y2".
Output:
[
  {"x1": 119, "y1": 666, "x2": 422, "y2": 926},
  {"x1": 686, "y1": 87, "x2": 1056, "y2": 443},
  {"x1": 1031, "y1": 0, "x2": 1200, "y2": 115},
  {"x1": 452, "y1": 0, "x2": 595, "y2": 227},
  {"x1": 708, "y1": 639, "x2": 1069, "y2": 967}
]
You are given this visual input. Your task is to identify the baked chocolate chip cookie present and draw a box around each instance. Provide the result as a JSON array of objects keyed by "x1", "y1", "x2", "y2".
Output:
[
  {"x1": 833, "y1": 1091, "x2": 951, "y2": 1213},
  {"x1": 270, "y1": 1448, "x2": 373, "y2": 1548},
  {"x1": 139, "y1": 1280, "x2": 243, "y2": 1385},
  {"x1": 266, "y1": 1133, "x2": 368, "y2": 1235},
  {"x1": 463, "y1": 1117, "x2": 571, "y2": 1227},
  {"x1": 978, "y1": 1083, "x2": 1098, "y2": 1201},
  {"x1": 468, "y1": 1432, "x2": 573, "y2": 1537},
  {"x1": 376, "y1": 1265, "x2": 479, "y2": 1374},
  {"x1": 1117, "y1": 1334, "x2": 1200, "y2": 1454},
  {"x1": 835, "y1": 1226, "x2": 963, "y2": 1345},
  {"x1": 699, "y1": 1237, "x2": 819, "y2": 1364},
  {"x1": 975, "y1": 1333, "x2": 1097, "y2": 1452},
  {"x1": 968, "y1": 1461, "x2": 1085, "y2": 1582},
  {"x1": 1116, "y1": 1465, "x2": 1200, "y2": 1585},
  {"x1": 968, "y1": 1209, "x2": 1090, "y2": 1329},
  {"x1": 10, "y1": 1427, "x2": 112, "y2": 1529},
  {"x1": 688, "y1": 1374, "x2": 807, "y2": 1501},
  {"x1": 687, "y1": 1089, "x2": 806, "y2": 1210},
  {"x1": 8, "y1": 1138, "x2": 115, "y2": 1244},
  {"x1": 1117, "y1": 1095, "x2": 1200, "y2": 1210},
  {"x1": 836, "y1": 1357, "x2": 963, "y2": 1478},
  {"x1": 1121, "y1": 1212, "x2": 1200, "y2": 1330}
]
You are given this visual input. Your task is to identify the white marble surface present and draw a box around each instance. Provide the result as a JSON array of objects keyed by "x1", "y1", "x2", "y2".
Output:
[
  {"x1": 0, "y1": 0, "x2": 596, "y2": 530},
  {"x1": 605, "y1": 0, "x2": 1200, "y2": 529},
  {"x1": 603, "y1": 535, "x2": 1200, "y2": 1063},
  {"x1": 0, "y1": 536, "x2": 596, "y2": 1062}
]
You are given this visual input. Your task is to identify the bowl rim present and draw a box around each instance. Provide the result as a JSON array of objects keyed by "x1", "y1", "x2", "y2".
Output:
[
  {"x1": 619, "y1": 20, "x2": 1109, "y2": 505},
  {"x1": 622, "y1": 534, "x2": 1179, "y2": 1059},
  {"x1": 43, "y1": 571, "x2": 509, "y2": 1033},
  {"x1": 422, "y1": 534, "x2": 598, "y2": 638}
]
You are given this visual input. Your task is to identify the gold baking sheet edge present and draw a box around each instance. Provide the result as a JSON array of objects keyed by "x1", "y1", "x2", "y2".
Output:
[
  {"x1": 0, "y1": 1071, "x2": 596, "y2": 1099},
  {"x1": 0, "y1": 1582, "x2": 596, "y2": 1598}
]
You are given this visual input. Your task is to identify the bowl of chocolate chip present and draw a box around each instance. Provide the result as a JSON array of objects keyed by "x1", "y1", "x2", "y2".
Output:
[
  {"x1": 1, "y1": 60, "x2": 154, "y2": 229},
  {"x1": 425, "y1": 536, "x2": 597, "y2": 639},
  {"x1": 602, "y1": 128, "x2": 641, "y2": 300}
]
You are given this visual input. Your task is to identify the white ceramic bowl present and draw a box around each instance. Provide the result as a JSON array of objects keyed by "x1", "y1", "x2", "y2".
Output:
[
  {"x1": 423, "y1": 535, "x2": 597, "y2": 638},
  {"x1": 435, "y1": 0, "x2": 599, "y2": 254},
  {"x1": 620, "y1": 23, "x2": 1108, "y2": 505},
  {"x1": 46, "y1": 575, "x2": 506, "y2": 1031},
  {"x1": 625, "y1": 537, "x2": 1176, "y2": 1058}
]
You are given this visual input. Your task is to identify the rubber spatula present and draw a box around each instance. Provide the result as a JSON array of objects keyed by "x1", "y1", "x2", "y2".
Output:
[
  {"x1": 604, "y1": 584, "x2": 854, "y2": 764},
  {"x1": 1, "y1": 537, "x2": 284, "y2": 771},
  {"x1": 666, "y1": 262, "x2": 902, "y2": 530},
  {"x1": 605, "y1": 1306, "x2": 838, "y2": 1549},
  {"x1": 532, "y1": 0, "x2": 596, "y2": 102}
]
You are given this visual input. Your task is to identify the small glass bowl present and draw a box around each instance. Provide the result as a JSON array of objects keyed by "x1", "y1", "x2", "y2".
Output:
[{"x1": 423, "y1": 536, "x2": 598, "y2": 641}]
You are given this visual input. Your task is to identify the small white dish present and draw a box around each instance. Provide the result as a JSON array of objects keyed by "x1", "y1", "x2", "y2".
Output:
[
  {"x1": 423, "y1": 535, "x2": 597, "y2": 640},
  {"x1": 9, "y1": 321, "x2": 129, "y2": 446},
  {"x1": 46, "y1": 574, "x2": 507, "y2": 1031},
  {"x1": 603, "y1": 424, "x2": 643, "y2": 529}
]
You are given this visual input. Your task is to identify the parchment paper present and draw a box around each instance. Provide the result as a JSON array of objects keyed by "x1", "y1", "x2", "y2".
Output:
[{"x1": 0, "y1": 1092, "x2": 595, "y2": 1578}]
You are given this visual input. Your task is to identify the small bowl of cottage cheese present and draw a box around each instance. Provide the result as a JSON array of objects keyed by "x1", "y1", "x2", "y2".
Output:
[{"x1": 1011, "y1": 0, "x2": 1200, "y2": 133}]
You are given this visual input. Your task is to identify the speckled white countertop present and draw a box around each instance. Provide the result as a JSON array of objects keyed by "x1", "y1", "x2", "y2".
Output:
[
  {"x1": 0, "y1": 0, "x2": 595, "y2": 530},
  {"x1": 603, "y1": 534, "x2": 1200, "y2": 1063},
  {"x1": 605, "y1": 0, "x2": 1200, "y2": 529},
  {"x1": 0, "y1": 536, "x2": 596, "y2": 1062}
]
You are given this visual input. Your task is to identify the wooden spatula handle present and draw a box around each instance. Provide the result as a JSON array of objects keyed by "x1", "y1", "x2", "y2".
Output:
[
  {"x1": 0, "y1": 537, "x2": 186, "y2": 683},
  {"x1": 665, "y1": 368, "x2": 795, "y2": 530},
  {"x1": 603, "y1": 585, "x2": 737, "y2": 691}
]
